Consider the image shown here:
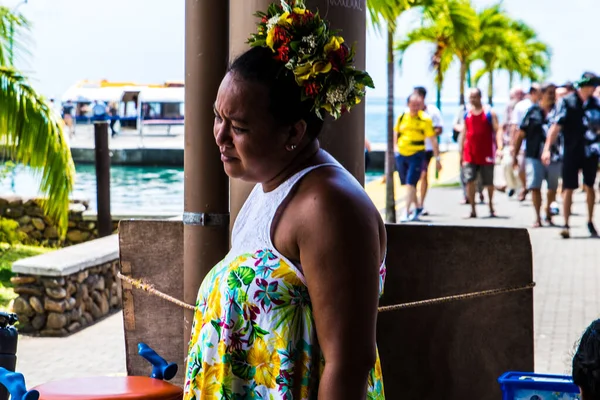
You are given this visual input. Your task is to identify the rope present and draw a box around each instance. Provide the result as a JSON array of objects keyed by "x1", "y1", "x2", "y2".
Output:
[
  {"x1": 377, "y1": 282, "x2": 536, "y2": 312},
  {"x1": 118, "y1": 272, "x2": 196, "y2": 311},
  {"x1": 117, "y1": 272, "x2": 535, "y2": 313}
]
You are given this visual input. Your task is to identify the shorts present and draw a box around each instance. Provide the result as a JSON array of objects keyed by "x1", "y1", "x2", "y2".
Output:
[
  {"x1": 395, "y1": 151, "x2": 425, "y2": 186},
  {"x1": 562, "y1": 154, "x2": 599, "y2": 190},
  {"x1": 525, "y1": 158, "x2": 561, "y2": 190},
  {"x1": 463, "y1": 163, "x2": 494, "y2": 187},
  {"x1": 422, "y1": 150, "x2": 434, "y2": 170}
]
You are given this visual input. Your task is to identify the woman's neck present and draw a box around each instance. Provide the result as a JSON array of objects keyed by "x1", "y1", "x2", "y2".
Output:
[{"x1": 261, "y1": 140, "x2": 323, "y2": 192}]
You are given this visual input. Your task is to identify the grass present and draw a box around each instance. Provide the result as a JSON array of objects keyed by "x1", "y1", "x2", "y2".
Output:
[
  {"x1": 431, "y1": 180, "x2": 461, "y2": 189},
  {"x1": 0, "y1": 243, "x2": 49, "y2": 311}
]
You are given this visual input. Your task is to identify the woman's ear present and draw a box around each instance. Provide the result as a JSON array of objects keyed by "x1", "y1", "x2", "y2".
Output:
[{"x1": 287, "y1": 119, "x2": 308, "y2": 148}]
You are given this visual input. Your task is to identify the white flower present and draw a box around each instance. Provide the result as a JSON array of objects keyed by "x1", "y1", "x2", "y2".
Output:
[
  {"x1": 266, "y1": 14, "x2": 280, "y2": 31},
  {"x1": 326, "y1": 86, "x2": 347, "y2": 105},
  {"x1": 301, "y1": 35, "x2": 317, "y2": 49}
]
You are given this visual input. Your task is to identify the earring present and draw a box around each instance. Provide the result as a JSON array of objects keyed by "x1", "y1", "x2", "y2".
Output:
[{"x1": 288, "y1": 144, "x2": 297, "y2": 151}]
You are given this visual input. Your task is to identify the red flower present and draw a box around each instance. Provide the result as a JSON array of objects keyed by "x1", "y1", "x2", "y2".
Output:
[
  {"x1": 261, "y1": 15, "x2": 268, "y2": 23},
  {"x1": 341, "y1": 105, "x2": 348, "y2": 114},
  {"x1": 329, "y1": 43, "x2": 350, "y2": 71},
  {"x1": 277, "y1": 44, "x2": 291, "y2": 62},
  {"x1": 273, "y1": 26, "x2": 291, "y2": 46},
  {"x1": 304, "y1": 82, "x2": 320, "y2": 98}
]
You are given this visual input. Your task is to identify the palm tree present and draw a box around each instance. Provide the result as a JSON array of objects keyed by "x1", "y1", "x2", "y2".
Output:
[
  {"x1": 472, "y1": 8, "x2": 551, "y2": 103},
  {"x1": 395, "y1": 0, "x2": 478, "y2": 110},
  {"x1": 367, "y1": 0, "x2": 439, "y2": 223},
  {"x1": 0, "y1": 7, "x2": 74, "y2": 235},
  {"x1": 471, "y1": 3, "x2": 513, "y2": 105},
  {"x1": 505, "y1": 19, "x2": 551, "y2": 86}
]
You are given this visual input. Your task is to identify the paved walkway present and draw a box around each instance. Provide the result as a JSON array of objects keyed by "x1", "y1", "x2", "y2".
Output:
[
  {"x1": 407, "y1": 176, "x2": 600, "y2": 375},
  {"x1": 14, "y1": 156, "x2": 600, "y2": 385}
]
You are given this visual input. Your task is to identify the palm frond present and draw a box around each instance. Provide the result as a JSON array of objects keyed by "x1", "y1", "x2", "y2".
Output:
[
  {"x1": 0, "y1": 67, "x2": 74, "y2": 235},
  {"x1": 0, "y1": 7, "x2": 31, "y2": 66}
]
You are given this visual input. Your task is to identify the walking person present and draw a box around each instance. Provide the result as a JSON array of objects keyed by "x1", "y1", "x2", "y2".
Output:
[
  {"x1": 543, "y1": 72, "x2": 600, "y2": 238},
  {"x1": 459, "y1": 88, "x2": 499, "y2": 218},
  {"x1": 108, "y1": 101, "x2": 119, "y2": 138},
  {"x1": 394, "y1": 94, "x2": 442, "y2": 222},
  {"x1": 496, "y1": 86, "x2": 525, "y2": 197},
  {"x1": 511, "y1": 84, "x2": 542, "y2": 202},
  {"x1": 514, "y1": 83, "x2": 561, "y2": 227},
  {"x1": 454, "y1": 103, "x2": 484, "y2": 205},
  {"x1": 413, "y1": 86, "x2": 443, "y2": 216}
]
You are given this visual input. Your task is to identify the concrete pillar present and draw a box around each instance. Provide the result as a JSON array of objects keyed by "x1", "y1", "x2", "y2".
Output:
[
  {"x1": 228, "y1": 0, "x2": 367, "y2": 228},
  {"x1": 183, "y1": 0, "x2": 230, "y2": 351},
  {"x1": 228, "y1": 0, "x2": 270, "y2": 233}
]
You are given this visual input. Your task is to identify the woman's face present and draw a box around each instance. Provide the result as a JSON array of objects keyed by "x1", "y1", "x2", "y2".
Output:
[{"x1": 213, "y1": 72, "x2": 300, "y2": 183}]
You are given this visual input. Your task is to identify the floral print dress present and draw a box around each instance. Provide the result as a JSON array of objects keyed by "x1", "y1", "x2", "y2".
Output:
[{"x1": 184, "y1": 163, "x2": 386, "y2": 400}]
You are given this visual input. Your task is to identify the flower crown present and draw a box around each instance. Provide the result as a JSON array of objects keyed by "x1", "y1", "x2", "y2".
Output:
[{"x1": 247, "y1": 0, "x2": 374, "y2": 120}]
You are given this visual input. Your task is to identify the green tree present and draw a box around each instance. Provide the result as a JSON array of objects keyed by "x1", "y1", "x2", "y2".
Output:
[
  {"x1": 504, "y1": 19, "x2": 551, "y2": 87},
  {"x1": 472, "y1": 6, "x2": 551, "y2": 104},
  {"x1": 395, "y1": 0, "x2": 478, "y2": 109},
  {"x1": 367, "y1": 0, "x2": 439, "y2": 223},
  {"x1": 0, "y1": 7, "x2": 74, "y2": 235}
]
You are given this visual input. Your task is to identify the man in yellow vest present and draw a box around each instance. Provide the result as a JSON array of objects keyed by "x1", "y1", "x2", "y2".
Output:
[{"x1": 394, "y1": 94, "x2": 442, "y2": 222}]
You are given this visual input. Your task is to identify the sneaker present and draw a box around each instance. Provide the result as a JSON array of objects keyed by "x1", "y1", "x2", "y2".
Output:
[
  {"x1": 507, "y1": 189, "x2": 515, "y2": 198},
  {"x1": 588, "y1": 222, "x2": 598, "y2": 237},
  {"x1": 400, "y1": 213, "x2": 410, "y2": 223},
  {"x1": 420, "y1": 209, "x2": 429, "y2": 216},
  {"x1": 560, "y1": 226, "x2": 570, "y2": 239},
  {"x1": 549, "y1": 202, "x2": 560, "y2": 216},
  {"x1": 410, "y1": 210, "x2": 420, "y2": 221},
  {"x1": 415, "y1": 208, "x2": 423, "y2": 217}
]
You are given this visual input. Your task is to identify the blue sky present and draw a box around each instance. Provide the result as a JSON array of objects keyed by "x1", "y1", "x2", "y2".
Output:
[{"x1": 8, "y1": 0, "x2": 599, "y2": 103}]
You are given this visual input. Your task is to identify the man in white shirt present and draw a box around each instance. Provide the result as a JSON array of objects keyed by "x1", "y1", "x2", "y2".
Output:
[
  {"x1": 413, "y1": 86, "x2": 442, "y2": 216},
  {"x1": 511, "y1": 84, "x2": 541, "y2": 201}
]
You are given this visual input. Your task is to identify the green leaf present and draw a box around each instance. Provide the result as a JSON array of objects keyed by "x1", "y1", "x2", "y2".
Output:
[
  {"x1": 227, "y1": 267, "x2": 256, "y2": 290},
  {"x1": 253, "y1": 323, "x2": 270, "y2": 338},
  {"x1": 231, "y1": 350, "x2": 256, "y2": 380},
  {"x1": 210, "y1": 320, "x2": 222, "y2": 342}
]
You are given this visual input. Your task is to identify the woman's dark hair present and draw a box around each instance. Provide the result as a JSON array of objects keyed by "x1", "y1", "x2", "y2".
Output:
[
  {"x1": 573, "y1": 319, "x2": 600, "y2": 399},
  {"x1": 228, "y1": 46, "x2": 324, "y2": 139}
]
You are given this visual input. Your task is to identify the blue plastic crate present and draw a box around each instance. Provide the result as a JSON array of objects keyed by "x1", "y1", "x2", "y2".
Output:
[{"x1": 498, "y1": 372, "x2": 581, "y2": 400}]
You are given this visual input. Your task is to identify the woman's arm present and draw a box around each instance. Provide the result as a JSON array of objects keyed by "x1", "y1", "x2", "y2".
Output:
[{"x1": 296, "y1": 178, "x2": 383, "y2": 400}]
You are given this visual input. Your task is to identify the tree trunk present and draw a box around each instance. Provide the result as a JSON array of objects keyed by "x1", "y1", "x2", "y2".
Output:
[
  {"x1": 385, "y1": 28, "x2": 396, "y2": 223},
  {"x1": 488, "y1": 70, "x2": 494, "y2": 106},
  {"x1": 436, "y1": 69, "x2": 443, "y2": 111},
  {"x1": 459, "y1": 61, "x2": 467, "y2": 106},
  {"x1": 508, "y1": 70, "x2": 514, "y2": 91}
]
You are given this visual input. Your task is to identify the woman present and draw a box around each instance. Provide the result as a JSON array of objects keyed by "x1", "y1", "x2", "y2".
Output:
[
  {"x1": 184, "y1": 1, "x2": 386, "y2": 399},
  {"x1": 573, "y1": 319, "x2": 600, "y2": 399}
]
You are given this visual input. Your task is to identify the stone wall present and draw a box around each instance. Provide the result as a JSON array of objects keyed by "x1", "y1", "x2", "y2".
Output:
[
  {"x1": 0, "y1": 195, "x2": 118, "y2": 247},
  {"x1": 11, "y1": 260, "x2": 122, "y2": 336}
]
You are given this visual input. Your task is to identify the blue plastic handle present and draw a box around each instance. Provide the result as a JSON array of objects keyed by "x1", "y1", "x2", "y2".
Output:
[
  {"x1": 137, "y1": 342, "x2": 178, "y2": 381},
  {"x1": 0, "y1": 368, "x2": 39, "y2": 400}
]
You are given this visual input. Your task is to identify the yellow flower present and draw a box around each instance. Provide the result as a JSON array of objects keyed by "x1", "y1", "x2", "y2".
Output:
[
  {"x1": 197, "y1": 362, "x2": 222, "y2": 399},
  {"x1": 293, "y1": 7, "x2": 306, "y2": 14},
  {"x1": 355, "y1": 96, "x2": 362, "y2": 105},
  {"x1": 293, "y1": 61, "x2": 332, "y2": 84},
  {"x1": 218, "y1": 341, "x2": 227, "y2": 359},
  {"x1": 271, "y1": 260, "x2": 303, "y2": 287},
  {"x1": 247, "y1": 338, "x2": 280, "y2": 388},
  {"x1": 266, "y1": 27, "x2": 276, "y2": 50},
  {"x1": 204, "y1": 277, "x2": 222, "y2": 323},
  {"x1": 322, "y1": 103, "x2": 333, "y2": 113},
  {"x1": 278, "y1": 11, "x2": 293, "y2": 25},
  {"x1": 324, "y1": 36, "x2": 344, "y2": 54}
]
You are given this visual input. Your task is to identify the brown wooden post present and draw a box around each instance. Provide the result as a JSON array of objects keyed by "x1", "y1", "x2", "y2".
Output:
[
  {"x1": 94, "y1": 121, "x2": 112, "y2": 237},
  {"x1": 183, "y1": 0, "x2": 230, "y2": 353},
  {"x1": 228, "y1": 0, "x2": 367, "y2": 228}
]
